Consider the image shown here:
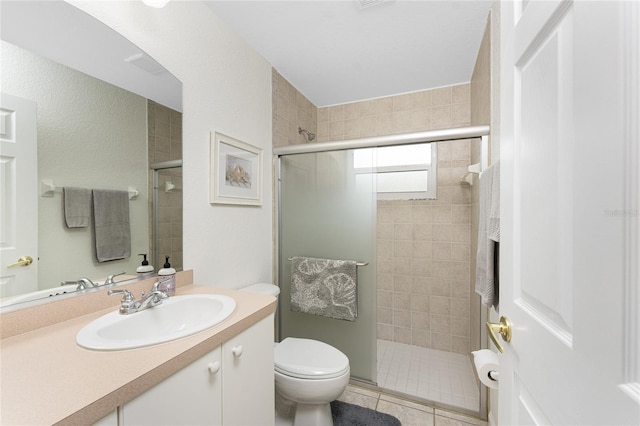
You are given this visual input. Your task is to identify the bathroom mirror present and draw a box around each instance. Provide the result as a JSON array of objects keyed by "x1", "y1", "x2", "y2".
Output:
[{"x1": 0, "y1": 1, "x2": 183, "y2": 308}]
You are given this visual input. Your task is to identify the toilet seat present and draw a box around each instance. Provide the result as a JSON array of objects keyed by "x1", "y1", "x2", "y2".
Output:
[{"x1": 275, "y1": 337, "x2": 349, "y2": 380}]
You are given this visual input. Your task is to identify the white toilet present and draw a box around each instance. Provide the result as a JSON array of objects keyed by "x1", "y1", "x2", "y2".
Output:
[{"x1": 241, "y1": 283, "x2": 350, "y2": 426}]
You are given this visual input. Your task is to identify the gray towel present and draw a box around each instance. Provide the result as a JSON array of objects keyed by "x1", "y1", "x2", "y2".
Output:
[
  {"x1": 92, "y1": 189, "x2": 131, "y2": 262},
  {"x1": 63, "y1": 187, "x2": 91, "y2": 228},
  {"x1": 290, "y1": 256, "x2": 358, "y2": 321}
]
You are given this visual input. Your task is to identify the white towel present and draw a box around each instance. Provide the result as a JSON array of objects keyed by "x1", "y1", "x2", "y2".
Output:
[
  {"x1": 290, "y1": 256, "x2": 358, "y2": 321},
  {"x1": 475, "y1": 162, "x2": 500, "y2": 308},
  {"x1": 488, "y1": 163, "x2": 500, "y2": 242}
]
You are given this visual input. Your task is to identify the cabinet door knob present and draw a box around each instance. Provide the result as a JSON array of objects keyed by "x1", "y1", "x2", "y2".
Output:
[
  {"x1": 232, "y1": 345, "x2": 243, "y2": 357},
  {"x1": 208, "y1": 361, "x2": 221, "y2": 374}
]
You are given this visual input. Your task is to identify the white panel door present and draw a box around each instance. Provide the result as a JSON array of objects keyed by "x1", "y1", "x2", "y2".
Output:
[
  {"x1": 0, "y1": 93, "x2": 38, "y2": 298},
  {"x1": 499, "y1": 1, "x2": 639, "y2": 424}
]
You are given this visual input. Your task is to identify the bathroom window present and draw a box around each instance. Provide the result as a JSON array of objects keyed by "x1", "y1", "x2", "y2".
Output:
[{"x1": 352, "y1": 142, "x2": 437, "y2": 200}]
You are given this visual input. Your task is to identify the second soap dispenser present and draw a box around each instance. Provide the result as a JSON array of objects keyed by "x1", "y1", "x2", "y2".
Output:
[{"x1": 158, "y1": 256, "x2": 176, "y2": 295}]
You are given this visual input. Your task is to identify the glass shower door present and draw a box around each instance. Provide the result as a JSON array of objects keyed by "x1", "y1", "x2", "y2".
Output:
[
  {"x1": 151, "y1": 163, "x2": 182, "y2": 273},
  {"x1": 278, "y1": 149, "x2": 377, "y2": 383}
]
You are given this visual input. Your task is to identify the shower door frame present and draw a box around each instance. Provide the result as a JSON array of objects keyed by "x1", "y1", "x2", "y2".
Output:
[
  {"x1": 274, "y1": 124, "x2": 490, "y2": 417},
  {"x1": 276, "y1": 148, "x2": 379, "y2": 383},
  {"x1": 150, "y1": 159, "x2": 182, "y2": 271}
]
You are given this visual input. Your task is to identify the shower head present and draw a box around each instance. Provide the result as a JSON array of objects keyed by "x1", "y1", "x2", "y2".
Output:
[{"x1": 298, "y1": 127, "x2": 316, "y2": 142}]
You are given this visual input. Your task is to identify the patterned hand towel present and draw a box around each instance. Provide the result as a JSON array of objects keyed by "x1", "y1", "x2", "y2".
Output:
[{"x1": 290, "y1": 256, "x2": 358, "y2": 321}]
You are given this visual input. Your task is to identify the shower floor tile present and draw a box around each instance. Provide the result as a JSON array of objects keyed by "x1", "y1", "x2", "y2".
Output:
[{"x1": 377, "y1": 339, "x2": 480, "y2": 412}]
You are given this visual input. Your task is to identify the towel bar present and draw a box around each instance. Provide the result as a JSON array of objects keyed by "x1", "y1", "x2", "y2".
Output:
[
  {"x1": 40, "y1": 179, "x2": 139, "y2": 200},
  {"x1": 287, "y1": 257, "x2": 368, "y2": 266}
]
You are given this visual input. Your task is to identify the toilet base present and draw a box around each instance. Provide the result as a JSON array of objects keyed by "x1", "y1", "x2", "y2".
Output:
[
  {"x1": 275, "y1": 393, "x2": 334, "y2": 426},
  {"x1": 293, "y1": 402, "x2": 333, "y2": 426}
]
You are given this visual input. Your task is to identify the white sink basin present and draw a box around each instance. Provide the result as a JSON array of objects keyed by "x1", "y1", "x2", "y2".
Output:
[
  {"x1": 1, "y1": 284, "x2": 79, "y2": 308},
  {"x1": 76, "y1": 294, "x2": 236, "y2": 351}
]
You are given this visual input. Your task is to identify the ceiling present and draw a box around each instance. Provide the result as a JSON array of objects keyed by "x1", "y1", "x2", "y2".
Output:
[
  {"x1": 1, "y1": 1, "x2": 493, "y2": 111},
  {"x1": 205, "y1": 0, "x2": 493, "y2": 107}
]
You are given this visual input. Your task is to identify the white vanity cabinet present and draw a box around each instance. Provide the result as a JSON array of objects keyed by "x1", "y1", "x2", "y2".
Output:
[
  {"x1": 220, "y1": 314, "x2": 275, "y2": 425},
  {"x1": 122, "y1": 346, "x2": 223, "y2": 425},
  {"x1": 92, "y1": 410, "x2": 118, "y2": 426},
  {"x1": 121, "y1": 314, "x2": 274, "y2": 425}
]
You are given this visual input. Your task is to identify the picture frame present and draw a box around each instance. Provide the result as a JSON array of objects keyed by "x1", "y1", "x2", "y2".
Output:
[{"x1": 210, "y1": 132, "x2": 262, "y2": 206}]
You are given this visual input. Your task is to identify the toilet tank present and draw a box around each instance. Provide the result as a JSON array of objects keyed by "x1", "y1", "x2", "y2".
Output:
[{"x1": 240, "y1": 283, "x2": 280, "y2": 297}]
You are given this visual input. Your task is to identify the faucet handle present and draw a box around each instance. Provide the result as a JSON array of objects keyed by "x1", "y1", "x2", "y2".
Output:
[
  {"x1": 108, "y1": 289, "x2": 134, "y2": 301},
  {"x1": 108, "y1": 289, "x2": 138, "y2": 314},
  {"x1": 78, "y1": 277, "x2": 96, "y2": 288},
  {"x1": 147, "y1": 281, "x2": 169, "y2": 302},
  {"x1": 150, "y1": 280, "x2": 163, "y2": 292},
  {"x1": 105, "y1": 272, "x2": 126, "y2": 285}
]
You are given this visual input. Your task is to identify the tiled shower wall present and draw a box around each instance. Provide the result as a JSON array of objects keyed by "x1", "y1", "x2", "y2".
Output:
[
  {"x1": 272, "y1": 69, "x2": 317, "y2": 147},
  {"x1": 317, "y1": 85, "x2": 474, "y2": 354},
  {"x1": 147, "y1": 100, "x2": 183, "y2": 271}
]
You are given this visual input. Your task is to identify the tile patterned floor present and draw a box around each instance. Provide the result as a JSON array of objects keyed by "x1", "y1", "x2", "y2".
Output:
[
  {"x1": 338, "y1": 384, "x2": 487, "y2": 426},
  {"x1": 377, "y1": 339, "x2": 480, "y2": 412}
]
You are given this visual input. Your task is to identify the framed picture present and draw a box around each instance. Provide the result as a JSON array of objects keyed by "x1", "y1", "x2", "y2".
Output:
[{"x1": 210, "y1": 132, "x2": 262, "y2": 206}]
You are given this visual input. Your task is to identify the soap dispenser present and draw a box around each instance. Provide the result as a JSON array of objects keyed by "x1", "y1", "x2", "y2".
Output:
[
  {"x1": 136, "y1": 254, "x2": 154, "y2": 280},
  {"x1": 158, "y1": 256, "x2": 176, "y2": 295}
]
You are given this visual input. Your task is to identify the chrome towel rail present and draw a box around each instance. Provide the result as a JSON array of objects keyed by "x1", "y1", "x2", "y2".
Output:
[{"x1": 287, "y1": 257, "x2": 368, "y2": 267}]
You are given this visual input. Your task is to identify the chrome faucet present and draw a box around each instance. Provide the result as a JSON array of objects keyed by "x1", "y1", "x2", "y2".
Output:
[
  {"x1": 61, "y1": 277, "x2": 97, "y2": 290},
  {"x1": 77, "y1": 277, "x2": 96, "y2": 289},
  {"x1": 104, "y1": 272, "x2": 126, "y2": 285},
  {"x1": 108, "y1": 281, "x2": 168, "y2": 315},
  {"x1": 61, "y1": 272, "x2": 126, "y2": 290}
]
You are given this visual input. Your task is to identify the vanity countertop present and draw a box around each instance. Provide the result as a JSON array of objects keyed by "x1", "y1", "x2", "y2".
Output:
[{"x1": 0, "y1": 277, "x2": 277, "y2": 425}]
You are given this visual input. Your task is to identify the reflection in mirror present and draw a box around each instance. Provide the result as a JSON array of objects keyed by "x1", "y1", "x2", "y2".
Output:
[{"x1": 0, "y1": 1, "x2": 182, "y2": 308}]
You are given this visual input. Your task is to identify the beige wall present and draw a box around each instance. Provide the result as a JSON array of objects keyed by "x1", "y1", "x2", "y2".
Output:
[
  {"x1": 318, "y1": 85, "x2": 475, "y2": 354},
  {"x1": 272, "y1": 69, "x2": 317, "y2": 147},
  {"x1": 318, "y1": 84, "x2": 471, "y2": 141}
]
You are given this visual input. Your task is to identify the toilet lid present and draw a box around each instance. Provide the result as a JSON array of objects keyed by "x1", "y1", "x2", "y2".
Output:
[{"x1": 274, "y1": 337, "x2": 349, "y2": 379}]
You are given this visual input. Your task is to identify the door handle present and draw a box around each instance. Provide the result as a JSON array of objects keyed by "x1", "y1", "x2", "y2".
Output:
[
  {"x1": 7, "y1": 256, "x2": 33, "y2": 268},
  {"x1": 486, "y1": 316, "x2": 512, "y2": 353}
]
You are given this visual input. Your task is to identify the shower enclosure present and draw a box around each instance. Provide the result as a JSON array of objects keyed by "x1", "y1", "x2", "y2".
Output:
[
  {"x1": 275, "y1": 126, "x2": 489, "y2": 416},
  {"x1": 150, "y1": 160, "x2": 183, "y2": 272},
  {"x1": 278, "y1": 149, "x2": 378, "y2": 382}
]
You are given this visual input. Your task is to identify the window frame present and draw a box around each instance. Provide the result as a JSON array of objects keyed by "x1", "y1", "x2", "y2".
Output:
[{"x1": 351, "y1": 142, "x2": 438, "y2": 200}]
